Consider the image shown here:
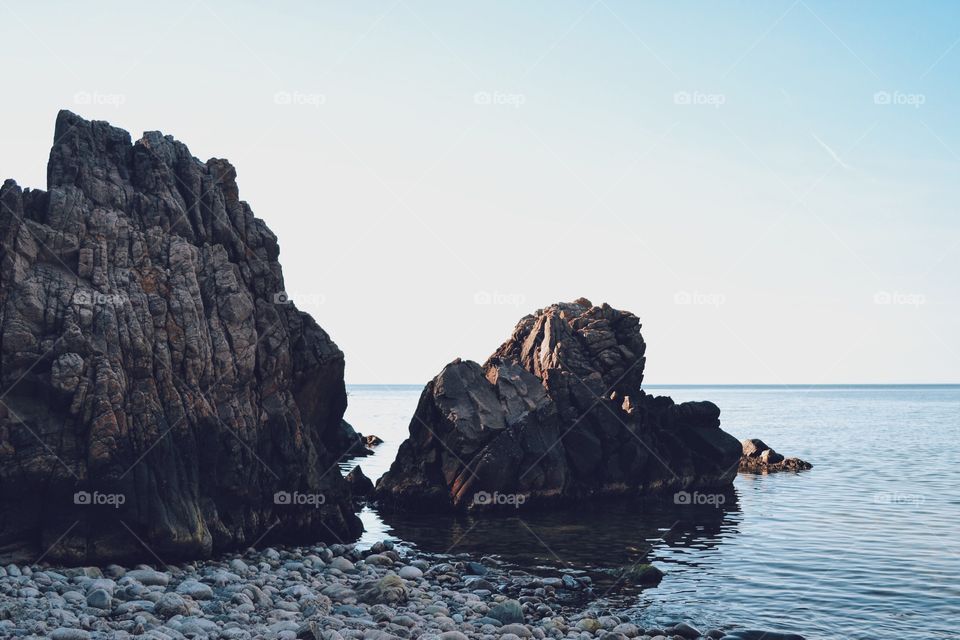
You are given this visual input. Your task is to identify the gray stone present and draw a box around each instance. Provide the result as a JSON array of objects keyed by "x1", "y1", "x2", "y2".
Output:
[
  {"x1": 155, "y1": 592, "x2": 190, "y2": 619},
  {"x1": 86, "y1": 588, "x2": 112, "y2": 610},
  {"x1": 488, "y1": 599, "x2": 524, "y2": 624}
]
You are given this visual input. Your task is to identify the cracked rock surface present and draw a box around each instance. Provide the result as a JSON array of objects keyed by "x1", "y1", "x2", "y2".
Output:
[
  {"x1": 376, "y1": 299, "x2": 741, "y2": 509},
  {"x1": 0, "y1": 110, "x2": 361, "y2": 564}
]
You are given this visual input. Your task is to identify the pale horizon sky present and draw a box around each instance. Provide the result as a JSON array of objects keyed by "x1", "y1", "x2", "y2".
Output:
[{"x1": 1, "y1": 1, "x2": 958, "y2": 384}]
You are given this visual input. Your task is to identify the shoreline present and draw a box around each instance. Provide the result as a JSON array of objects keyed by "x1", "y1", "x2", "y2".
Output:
[{"x1": 0, "y1": 540, "x2": 802, "y2": 640}]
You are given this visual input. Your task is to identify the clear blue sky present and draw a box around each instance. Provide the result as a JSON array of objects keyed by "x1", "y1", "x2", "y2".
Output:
[{"x1": 1, "y1": 1, "x2": 958, "y2": 383}]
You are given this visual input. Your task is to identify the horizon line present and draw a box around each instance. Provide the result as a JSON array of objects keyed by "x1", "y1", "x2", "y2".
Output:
[{"x1": 345, "y1": 382, "x2": 960, "y2": 388}]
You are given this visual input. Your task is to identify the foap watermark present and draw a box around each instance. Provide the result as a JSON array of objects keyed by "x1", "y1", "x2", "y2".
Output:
[
  {"x1": 274, "y1": 491, "x2": 326, "y2": 508},
  {"x1": 674, "y1": 91, "x2": 726, "y2": 108},
  {"x1": 873, "y1": 291, "x2": 926, "y2": 307},
  {"x1": 474, "y1": 291, "x2": 526, "y2": 306},
  {"x1": 274, "y1": 291, "x2": 327, "y2": 307},
  {"x1": 73, "y1": 291, "x2": 129, "y2": 307},
  {"x1": 674, "y1": 291, "x2": 726, "y2": 307},
  {"x1": 74, "y1": 91, "x2": 126, "y2": 108},
  {"x1": 873, "y1": 91, "x2": 925, "y2": 108},
  {"x1": 472, "y1": 491, "x2": 527, "y2": 508},
  {"x1": 874, "y1": 492, "x2": 926, "y2": 506},
  {"x1": 474, "y1": 91, "x2": 526, "y2": 108},
  {"x1": 674, "y1": 490, "x2": 726, "y2": 507},
  {"x1": 274, "y1": 91, "x2": 326, "y2": 108},
  {"x1": 74, "y1": 491, "x2": 126, "y2": 509}
]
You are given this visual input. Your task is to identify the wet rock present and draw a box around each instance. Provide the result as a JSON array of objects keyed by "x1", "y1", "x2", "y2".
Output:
[
  {"x1": 721, "y1": 632, "x2": 805, "y2": 640},
  {"x1": 0, "y1": 110, "x2": 361, "y2": 564},
  {"x1": 618, "y1": 563, "x2": 664, "y2": 586},
  {"x1": 739, "y1": 439, "x2": 812, "y2": 473},
  {"x1": 346, "y1": 467, "x2": 376, "y2": 498},
  {"x1": 669, "y1": 622, "x2": 701, "y2": 639},
  {"x1": 377, "y1": 300, "x2": 741, "y2": 510}
]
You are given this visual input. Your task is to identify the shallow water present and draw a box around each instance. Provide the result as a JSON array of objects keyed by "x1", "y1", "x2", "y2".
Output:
[{"x1": 342, "y1": 384, "x2": 960, "y2": 640}]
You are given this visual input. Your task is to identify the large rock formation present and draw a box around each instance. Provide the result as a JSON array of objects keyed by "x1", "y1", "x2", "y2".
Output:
[
  {"x1": 0, "y1": 111, "x2": 361, "y2": 564},
  {"x1": 376, "y1": 299, "x2": 741, "y2": 509}
]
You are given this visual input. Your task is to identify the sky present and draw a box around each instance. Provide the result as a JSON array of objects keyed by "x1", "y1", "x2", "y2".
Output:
[{"x1": 1, "y1": 1, "x2": 958, "y2": 384}]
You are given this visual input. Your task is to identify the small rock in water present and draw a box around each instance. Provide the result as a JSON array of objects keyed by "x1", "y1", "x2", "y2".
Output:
[
  {"x1": 670, "y1": 622, "x2": 702, "y2": 639},
  {"x1": 619, "y1": 563, "x2": 664, "y2": 585},
  {"x1": 722, "y1": 632, "x2": 805, "y2": 640}
]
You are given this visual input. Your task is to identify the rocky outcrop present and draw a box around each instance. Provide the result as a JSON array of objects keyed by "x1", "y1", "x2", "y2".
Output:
[
  {"x1": 326, "y1": 419, "x2": 372, "y2": 458},
  {"x1": 376, "y1": 299, "x2": 741, "y2": 510},
  {"x1": 739, "y1": 438, "x2": 812, "y2": 473},
  {"x1": 0, "y1": 111, "x2": 361, "y2": 564},
  {"x1": 345, "y1": 466, "x2": 375, "y2": 499}
]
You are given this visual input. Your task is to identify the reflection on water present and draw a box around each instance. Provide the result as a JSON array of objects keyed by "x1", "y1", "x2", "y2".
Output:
[
  {"x1": 375, "y1": 496, "x2": 740, "y2": 582},
  {"x1": 343, "y1": 385, "x2": 960, "y2": 640}
]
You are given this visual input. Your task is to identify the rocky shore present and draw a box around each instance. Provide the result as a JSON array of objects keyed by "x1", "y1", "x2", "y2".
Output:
[{"x1": 0, "y1": 542, "x2": 803, "y2": 640}]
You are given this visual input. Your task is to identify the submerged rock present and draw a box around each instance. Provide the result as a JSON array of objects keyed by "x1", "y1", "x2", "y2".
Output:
[
  {"x1": 739, "y1": 438, "x2": 812, "y2": 473},
  {"x1": 618, "y1": 563, "x2": 664, "y2": 586},
  {"x1": 376, "y1": 299, "x2": 742, "y2": 510},
  {"x1": 0, "y1": 110, "x2": 361, "y2": 564}
]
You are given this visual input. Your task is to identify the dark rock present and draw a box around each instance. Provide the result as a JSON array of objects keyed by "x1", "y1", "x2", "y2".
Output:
[
  {"x1": 346, "y1": 466, "x2": 375, "y2": 498},
  {"x1": 669, "y1": 622, "x2": 701, "y2": 639},
  {"x1": 739, "y1": 439, "x2": 812, "y2": 474},
  {"x1": 619, "y1": 563, "x2": 664, "y2": 586},
  {"x1": 327, "y1": 419, "x2": 372, "y2": 458},
  {"x1": 376, "y1": 300, "x2": 741, "y2": 509},
  {"x1": 0, "y1": 110, "x2": 361, "y2": 564},
  {"x1": 720, "y1": 632, "x2": 805, "y2": 640}
]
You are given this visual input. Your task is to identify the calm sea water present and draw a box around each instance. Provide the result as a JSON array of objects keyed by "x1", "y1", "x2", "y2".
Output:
[{"x1": 342, "y1": 385, "x2": 960, "y2": 640}]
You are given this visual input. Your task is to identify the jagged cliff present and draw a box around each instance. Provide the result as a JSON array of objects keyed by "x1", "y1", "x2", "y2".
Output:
[{"x1": 0, "y1": 111, "x2": 361, "y2": 563}]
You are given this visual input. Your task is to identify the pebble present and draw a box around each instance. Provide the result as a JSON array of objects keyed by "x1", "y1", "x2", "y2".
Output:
[
  {"x1": 176, "y1": 578, "x2": 214, "y2": 599},
  {"x1": 125, "y1": 569, "x2": 170, "y2": 586},
  {"x1": 488, "y1": 599, "x2": 524, "y2": 624},
  {"x1": 155, "y1": 592, "x2": 190, "y2": 618},
  {"x1": 0, "y1": 542, "x2": 806, "y2": 640},
  {"x1": 85, "y1": 587, "x2": 112, "y2": 610},
  {"x1": 398, "y1": 565, "x2": 423, "y2": 580},
  {"x1": 50, "y1": 630, "x2": 90, "y2": 640}
]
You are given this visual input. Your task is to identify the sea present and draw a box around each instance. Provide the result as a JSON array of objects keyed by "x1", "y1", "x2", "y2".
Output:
[{"x1": 341, "y1": 384, "x2": 960, "y2": 640}]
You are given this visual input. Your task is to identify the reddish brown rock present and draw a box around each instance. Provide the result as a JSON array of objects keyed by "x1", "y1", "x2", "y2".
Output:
[{"x1": 738, "y1": 438, "x2": 812, "y2": 473}]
